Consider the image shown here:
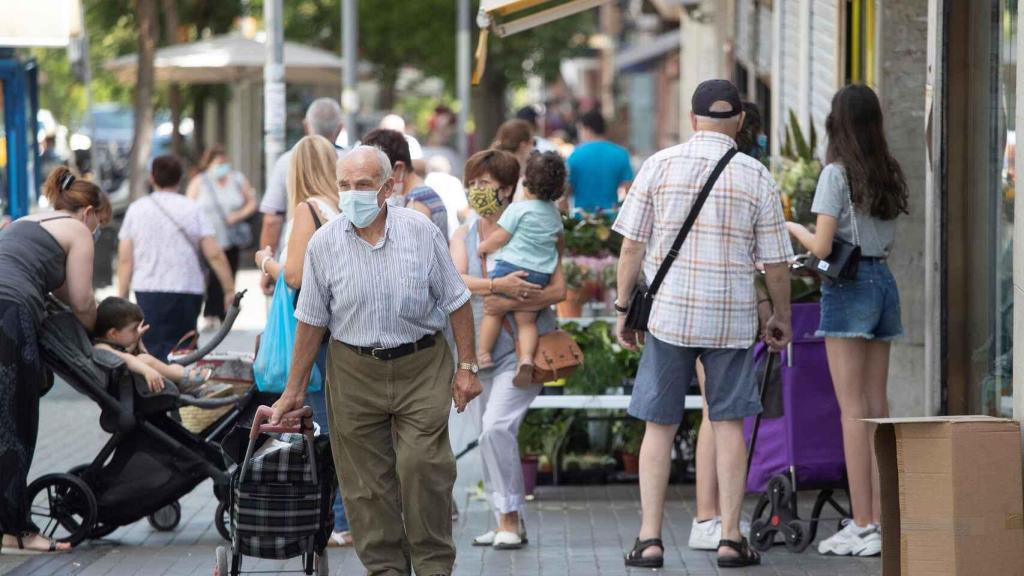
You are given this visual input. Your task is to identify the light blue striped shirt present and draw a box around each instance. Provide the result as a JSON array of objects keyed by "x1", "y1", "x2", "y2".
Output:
[{"x1": 295, "y1": 206, "x2": 471, "y2": 348}]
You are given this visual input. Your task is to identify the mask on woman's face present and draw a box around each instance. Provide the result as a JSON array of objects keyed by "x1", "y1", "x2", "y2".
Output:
[
  {"x1": 211, "y1": 163, "x2": 232, "y2": 179},
  {"x1": 386, "y1": 182, "x2": 406, "y2": 208},
  {"x1": 468, "y1": 186, "x2": 502, "y2": 217}
]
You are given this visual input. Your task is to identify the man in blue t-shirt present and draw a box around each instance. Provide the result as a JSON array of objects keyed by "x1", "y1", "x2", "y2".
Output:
[{"x1": 567, "y1": 110, "x2": 634, "y2": 213}]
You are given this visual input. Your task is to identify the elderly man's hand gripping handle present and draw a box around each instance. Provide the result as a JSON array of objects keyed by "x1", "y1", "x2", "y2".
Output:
[
  {"x1": 270, "y1": 321, "x2": 328, "y2": 426},
  {"x1": 449, "y1": 301, "x2": 482, "y2": 412}
]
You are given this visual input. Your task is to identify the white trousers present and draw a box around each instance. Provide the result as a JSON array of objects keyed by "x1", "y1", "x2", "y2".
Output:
[{"x1": 472, "y1": 367, "x2": 542, "y2": 522}]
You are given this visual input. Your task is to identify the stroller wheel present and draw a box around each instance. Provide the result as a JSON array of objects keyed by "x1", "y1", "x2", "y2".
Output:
[
  {"x1": 316, "y1": 550, "x2": 330, "y2": 576},
  {"x1": 784, "y1": 520, "x2": 812, "y2": 553},
  {"x1": 215, "y1": 500, "x2": 232, "y2": 542},
  {"x1": 148, "y1": 501, "x2": 182, "y2": 532},
  {"x1": 215, "y1": 545, "x2": 229, "y2": 576},
  {"x1": 748, "y1": 518, "x2": 774, "y2": 552},
  {"x1": 26, "y1": 473, "x2": 98, "y2": 547}
]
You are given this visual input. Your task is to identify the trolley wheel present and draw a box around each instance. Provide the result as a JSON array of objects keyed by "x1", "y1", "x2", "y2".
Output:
[
  {"x1": 148, "y1": 501, "x2": 182, "y2": 532},
  {"x1": 215, "y1": 500, "x2": 231, "y2": 542},
  {"x1": 784, "y1": 520, "x2": 812, "y2": 553},
  {"x1": 316, "y1": 551, "x2": 330, "y2": 576},
  {"x1": 766, "y1": 475, "x2": 793, "y2": 506},
  {"x1": 748, "y1": 518, "x2": 774, "y2": 552},
  {"x1": 26, "y1": 473, "x2": 97, "y2": 547},
  {"x1": 214, "y1": 545, "x2": 229, "y2": 576}
]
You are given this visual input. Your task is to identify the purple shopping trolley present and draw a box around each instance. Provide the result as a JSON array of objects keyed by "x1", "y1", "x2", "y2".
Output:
[{"x1": 743, "y1": 302, "x2": 850, "y2": 553}]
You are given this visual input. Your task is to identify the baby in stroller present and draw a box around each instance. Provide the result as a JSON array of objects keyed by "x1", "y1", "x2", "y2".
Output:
[{"x1": 93, "y1": 297, "x2": 228, "y2": 397}]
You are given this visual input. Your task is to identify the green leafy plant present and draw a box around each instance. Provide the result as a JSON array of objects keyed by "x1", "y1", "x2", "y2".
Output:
[
  {"x1": 561, "y1": 259, "x2": 593, "y2": 292},
  {"x1": 778, "y1": 111, "x2": 823, "y2": 224},
  {"x1": 563, "y1": 212, "x2": 622, "y2": 257},
  {"x1": 613, "y1": 419, "x2": 645, "y2": 455},
  {"x1": 562, "y1": 321, "x2": 625, "y2": 394}
]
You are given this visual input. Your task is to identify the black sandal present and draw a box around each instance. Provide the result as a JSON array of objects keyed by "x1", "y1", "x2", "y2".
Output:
[
  {"x1": 624, "y1": 537, "x2": 664, "y2": 568},
  {"x1": 717, "y1": 537, "x2": 761, "y2": 568}
]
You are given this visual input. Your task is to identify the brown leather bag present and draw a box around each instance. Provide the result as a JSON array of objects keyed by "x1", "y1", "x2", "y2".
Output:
[{"x1": 503, "y1": 318, "x2": 584, "y2": 385}]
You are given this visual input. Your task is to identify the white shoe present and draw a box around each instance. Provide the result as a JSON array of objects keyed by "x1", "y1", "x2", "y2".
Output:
[
  {"x1": 688, "y1": 517, "x2": 752, "y2": 551},
  {"x1": 472, "y1": 530, "x2": 496, "y2": 546},
  {"x1": 492, "y1": 530, "x2": 524, "y2": 550},
  {"x1": 817, "y1": 520, "x2": 881, "y2": 556}
]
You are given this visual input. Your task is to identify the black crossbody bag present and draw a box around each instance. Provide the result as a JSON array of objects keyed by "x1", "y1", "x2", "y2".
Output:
[
  {"x1": 625, "y1": 148, "x2": 738, "y2": 331},
  {"x1": 804, "y1": 172, "x2": 861, "y2": 281}
]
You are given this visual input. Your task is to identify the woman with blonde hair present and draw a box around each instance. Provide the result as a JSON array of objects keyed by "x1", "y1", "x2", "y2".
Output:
[{"x1": 253, "y1": 134, "x2": 351, "y2": 546}]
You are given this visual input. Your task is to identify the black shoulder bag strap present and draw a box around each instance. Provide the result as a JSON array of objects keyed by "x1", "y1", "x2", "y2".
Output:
[
  {"x1": 647, "y1": 148, "x2": 738, "y2": 296},
  {"x1": 625, "y1": 148, "x2": 737, "y2": 331}
]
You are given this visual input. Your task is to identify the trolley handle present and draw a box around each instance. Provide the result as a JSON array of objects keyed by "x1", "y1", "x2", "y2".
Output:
[{"x1": 249, "y1": 405, "x2": 313, "y2": 439}]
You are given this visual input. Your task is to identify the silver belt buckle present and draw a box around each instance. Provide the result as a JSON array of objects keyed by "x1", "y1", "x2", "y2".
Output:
[{"x1": 370, "y1": 347, "x2": 386, "y2": 360}]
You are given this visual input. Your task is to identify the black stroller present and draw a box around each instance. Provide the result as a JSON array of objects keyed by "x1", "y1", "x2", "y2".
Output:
[{"x1": 30, "y1": 291, "x2": 274, "y2": 545}]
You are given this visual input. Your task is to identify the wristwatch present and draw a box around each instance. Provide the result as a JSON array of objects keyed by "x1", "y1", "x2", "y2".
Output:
[
  {"x1": 458, "y1": 362, "x2": 480, "y2": 375},
  {"x1": 613, "y1": 300, "x2": 629, "y2": 314}
]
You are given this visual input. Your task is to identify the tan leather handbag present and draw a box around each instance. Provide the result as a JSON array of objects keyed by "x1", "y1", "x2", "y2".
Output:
[{"x1": 503, "y1": 318, "x2": 584, "y2": 385}]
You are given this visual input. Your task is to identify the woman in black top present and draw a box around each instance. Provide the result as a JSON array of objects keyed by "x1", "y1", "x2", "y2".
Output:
[{"x1": 0, "y1": 167, "x2": 111, "y2": 555}]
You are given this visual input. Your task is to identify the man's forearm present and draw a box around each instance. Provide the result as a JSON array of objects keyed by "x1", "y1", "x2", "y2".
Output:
[
  {"x1": 449, "y1": 302, "x2": 477, "y2": 363},
  {"x1": 259, "y1": 214, "x2": 284, "y2": 253},
  {"x1": 285, "y1": 322, "x2": 327, "y2": 396},
  {"x1": 616, "y1": 238, "x2": 646, "y2": 303},
  {"x1": 763, "y1": 263, "x2": 791, "y2": 319}
]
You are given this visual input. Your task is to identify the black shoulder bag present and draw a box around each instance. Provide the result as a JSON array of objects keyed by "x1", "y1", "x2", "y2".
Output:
[
  {"x1": 625, "y1": 148, "x2": 738, "y2": 331},
  {"x1": 803, "y1": 172, "x2": 861, "y2": 281}
]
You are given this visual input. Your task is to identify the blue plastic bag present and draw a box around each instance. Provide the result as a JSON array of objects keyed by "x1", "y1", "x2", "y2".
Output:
[{"x1": 253, "y1": 274, "x2": 322, "y2": 393}]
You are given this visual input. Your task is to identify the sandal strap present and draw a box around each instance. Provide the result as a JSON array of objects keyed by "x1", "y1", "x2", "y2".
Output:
[
  {"x1": 627, "y1": 537, "x2": 664, "y2": 559},
  {"x1": 718, "y1": 538, "x2": 757, "y2": 557}
]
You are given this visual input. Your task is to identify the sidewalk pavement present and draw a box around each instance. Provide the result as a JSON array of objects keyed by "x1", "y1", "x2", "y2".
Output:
[{"x1": 2, "y1": 271, "x2": 881, "y2": 575}]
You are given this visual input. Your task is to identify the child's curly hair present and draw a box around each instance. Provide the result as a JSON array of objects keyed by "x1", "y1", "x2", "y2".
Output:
[{"x1": 523, "y1": 151, "x2": 567, "y2": 202}]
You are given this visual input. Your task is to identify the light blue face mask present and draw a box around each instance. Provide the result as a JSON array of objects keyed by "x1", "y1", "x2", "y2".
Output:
[
  {"x1": 211, "y1": 163, "x2": 232, "y2": 179},
  {"x1": 338, "y1": 185, "x2": 384, "y2": 228}
]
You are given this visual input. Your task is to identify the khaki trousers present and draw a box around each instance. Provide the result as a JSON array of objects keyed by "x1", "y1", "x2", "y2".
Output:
[{"x1": 325, "y1": 336, "x2": 456, "y2": 576}]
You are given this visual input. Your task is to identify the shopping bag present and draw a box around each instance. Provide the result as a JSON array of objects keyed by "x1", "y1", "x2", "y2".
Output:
[{"x1": 253, "y1": 275, "x2": 322, "y2": 393}]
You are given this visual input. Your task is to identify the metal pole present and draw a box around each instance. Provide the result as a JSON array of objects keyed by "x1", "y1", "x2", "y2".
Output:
[
  {"x1": 342, "y1": 0, "x2": 359, "y2": 146},
  {"x1": 263, "y1": 0, "x2": 285, "y2": 185},
  {"x1": 457, "y1": 0, "x2": 471, "y2": 160}
]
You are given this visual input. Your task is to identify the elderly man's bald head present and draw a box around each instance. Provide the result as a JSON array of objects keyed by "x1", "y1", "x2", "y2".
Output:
[{"x1": 336, "y1": 145, "x2": 394, "y2": 191}]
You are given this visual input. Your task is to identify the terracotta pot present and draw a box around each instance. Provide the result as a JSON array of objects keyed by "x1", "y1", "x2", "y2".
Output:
[
  {"x1": 521, "y1": 456, "x2": 539, "y2": 496},
  {"x1": 557, "y1": 289, "x2": 585, "y2": 318},
  {"x1": 622, "y1": 453, "x2": 640, "y2": 475}
]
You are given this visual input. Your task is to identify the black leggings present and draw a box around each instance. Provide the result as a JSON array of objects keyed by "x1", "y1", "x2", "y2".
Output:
[
  {"x1": 204, "y1": 246, "x2": 240, "y2": 320},
  {"x1": 0, "y1": 301, "x2": 43, "y2": 534}
]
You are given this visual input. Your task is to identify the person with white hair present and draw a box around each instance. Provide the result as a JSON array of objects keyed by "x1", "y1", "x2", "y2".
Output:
[
  {"x1": 379, "y1": 113, "x2": 424, "y2": 161},
  {"x1": 270, "y1": 146, "x2": 482, "y2": 576},
  {"x1": 258, "y1": 98, "x2": 344, "y2": 294}
]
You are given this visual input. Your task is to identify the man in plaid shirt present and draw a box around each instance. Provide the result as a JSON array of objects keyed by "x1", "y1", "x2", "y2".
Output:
[{"x1": 614, "y1": 80, "x2": 793, "y2": 569}]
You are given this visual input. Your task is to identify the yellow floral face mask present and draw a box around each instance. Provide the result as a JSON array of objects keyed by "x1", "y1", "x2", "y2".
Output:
[{"x1": 468, "y1": 186, "x2": 502, "y2": 217}]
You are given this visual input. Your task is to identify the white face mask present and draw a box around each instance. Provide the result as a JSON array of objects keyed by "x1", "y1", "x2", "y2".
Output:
[
  {"x1": 338, "y1": 185, "x2": 385, "y2": 228},
  {"x1": 387, "y1": 182, "x2": 406, "y2": 208}
]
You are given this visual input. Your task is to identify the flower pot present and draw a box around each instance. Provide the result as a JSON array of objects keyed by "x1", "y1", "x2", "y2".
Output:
[
  {"x1": 622, "y1": 452, "x2": 640, "y2": 475},
  {"x1": 557, "y1": 289, "x2": 585, "y2": 318},
  {"x1": 521, "y1": 456, "x2": 539, "y2": 496}
]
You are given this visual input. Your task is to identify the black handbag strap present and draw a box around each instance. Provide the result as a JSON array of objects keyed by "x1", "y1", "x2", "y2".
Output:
[{"x1": 646, "y1": 148, "x2": 738, "y2": 298}]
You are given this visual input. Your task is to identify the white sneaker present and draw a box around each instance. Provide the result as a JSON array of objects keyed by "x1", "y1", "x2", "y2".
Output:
[
  {"x1": 817, "y1": 520, "x2": 881, "y2": 557},
  {"x1": 688, "y1": 517, "x2": 752, "y2": 551},
  {"x1": 492, "y1": 530, "x2": 524, "y2": 550},
  {"x1": 472, "y1": 530, "x2": 496, "y2": 546}
]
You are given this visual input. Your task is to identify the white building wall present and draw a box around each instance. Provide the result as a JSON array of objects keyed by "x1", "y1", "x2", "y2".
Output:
[{"x1": 810, "y1": 0, "x2": 839, "y2": 152}]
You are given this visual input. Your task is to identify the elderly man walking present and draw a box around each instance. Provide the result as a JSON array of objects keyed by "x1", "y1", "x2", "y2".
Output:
[
  {"x1": 614, "y1": 80, "x2": 793, "y2": 569},
  {"x1": 271, "y1": 146, "x2": 481, "y2": 576}
]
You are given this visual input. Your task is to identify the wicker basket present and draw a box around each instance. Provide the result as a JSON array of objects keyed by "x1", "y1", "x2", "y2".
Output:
[
  {"x1": 179, "y1": 381, "x2": 252, "y2": 434},
  {"x1": 178, "y1": 354, "x2": 255, "y2": 434}
]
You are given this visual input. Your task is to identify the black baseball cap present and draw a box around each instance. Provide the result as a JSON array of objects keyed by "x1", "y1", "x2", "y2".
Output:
[{"x1": 692, "y1": 79, "x2": 742, "y2": 118}]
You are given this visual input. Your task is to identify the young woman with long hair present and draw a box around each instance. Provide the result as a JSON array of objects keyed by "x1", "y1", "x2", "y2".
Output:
[{"x1": 787, "y1": 84, "x2": 909, "y2": 557}]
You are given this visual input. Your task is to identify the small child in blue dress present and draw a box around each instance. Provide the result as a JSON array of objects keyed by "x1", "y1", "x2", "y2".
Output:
[{"x1": 477, "y1": 151, "x2": 566, "y2": 386}]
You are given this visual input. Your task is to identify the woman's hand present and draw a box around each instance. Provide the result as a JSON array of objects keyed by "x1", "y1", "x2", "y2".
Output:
[
  {"x1": 492, "y1": 272, "x2": 542, "y2": 300},
  {"x1": 255, "y1": 246, "x2": 274, "y2": 271},
  {"x1": 142, "y1": 365, "x2": 166, "y2": 394}
]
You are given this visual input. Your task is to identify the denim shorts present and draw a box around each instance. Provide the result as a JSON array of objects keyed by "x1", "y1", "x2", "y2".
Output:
[
  {"x1": 818, "y1": 260, "x2": 903, "y2": 341},
  {"x1": 490, "y1": 260, "x2": 551, "y2": 287},
  {"x1": 628, "y1": 336, "x2": 760, "y2": 424}
]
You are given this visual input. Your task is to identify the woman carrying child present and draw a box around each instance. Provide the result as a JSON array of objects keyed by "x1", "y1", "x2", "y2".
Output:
[
  {"x1": 476, "y1": 151, "x2": 567, "y2": 387},
  {"x1": 1, "y1": 167, "x2": 111, "y2": 555}
]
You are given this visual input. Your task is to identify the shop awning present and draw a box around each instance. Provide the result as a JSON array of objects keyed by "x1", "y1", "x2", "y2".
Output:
[
  {"x1": 105, "y1": 33, "x2": 343, "y2": 86},
  {"x1": 615, "y1": 30, "x2": 681, "y2": 72},
  {"x1": 474, "y1": 0, "x2": 612, "y2": 84}
]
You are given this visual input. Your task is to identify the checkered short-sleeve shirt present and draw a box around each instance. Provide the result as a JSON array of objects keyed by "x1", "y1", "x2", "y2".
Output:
[{"x1": 612, "y1": 132, "x2": 793, "y2": 349}]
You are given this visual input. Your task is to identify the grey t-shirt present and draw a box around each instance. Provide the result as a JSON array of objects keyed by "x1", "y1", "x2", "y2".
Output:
[{"x1": 810, "y1": 163, "x2": 895, "y2": 258}]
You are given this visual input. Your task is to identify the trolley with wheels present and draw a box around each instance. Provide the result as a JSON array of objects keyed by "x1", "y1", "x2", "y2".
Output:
[
  {"x1": 214, "y1": 405, "x2": 335, "y2": 576},
  {"x1": 744, "y1": 302, "x2": 851, "y2": 553}
]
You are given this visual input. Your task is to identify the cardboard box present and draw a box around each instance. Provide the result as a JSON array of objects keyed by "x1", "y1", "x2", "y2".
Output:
[{"x1": 869, "y1": 416, "x2": 1024, "y2": 576}]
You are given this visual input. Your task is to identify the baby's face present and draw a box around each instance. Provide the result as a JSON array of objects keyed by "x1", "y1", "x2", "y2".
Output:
[{"x1": 106, "y1": 321, "x2": 143, "y2": 350}]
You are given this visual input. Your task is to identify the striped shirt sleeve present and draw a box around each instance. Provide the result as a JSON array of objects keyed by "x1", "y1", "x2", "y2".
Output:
[
  {"x1": 612, "y1": 157, "x2": 655, "y2": 243},
  {"x1": 294, "y1": 241, "x2": 332, "y2": 327},
  {"x1": 428, "y1": 225, "x2": 471, "y2": 315},
  {"x1": 753, "y1": 172, "x2": 795, "y2": 264}
]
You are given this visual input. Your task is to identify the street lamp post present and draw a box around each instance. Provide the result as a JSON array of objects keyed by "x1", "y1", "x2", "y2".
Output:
[
  {"x1": 263, "y1": 0, "x2": 285, "y2": 185},
  {"x1": 342, "y1": 0, "x2": 358, "y2": 146},
  {"x1": 457, "y1": 0, "x2": 471, "y2": 160}
]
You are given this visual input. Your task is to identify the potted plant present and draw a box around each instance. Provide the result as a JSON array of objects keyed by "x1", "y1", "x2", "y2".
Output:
[
  {"x1": 777, "y1": 110, "x2": 822, "y2": 225},
  {"x1": 557, "y1": 259, "x2": 591, "y2": 318},
  {"x1": 517, "y1": 414, "x2": 546, "y2": 496},
  {"x1": 615, "y1": 419, "x2": 645, "y2": 475}
]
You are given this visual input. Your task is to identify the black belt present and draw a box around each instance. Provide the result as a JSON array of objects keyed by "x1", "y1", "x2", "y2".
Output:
[{"x1": 344, "y1": 334, "x2": 436, "y2": 361}]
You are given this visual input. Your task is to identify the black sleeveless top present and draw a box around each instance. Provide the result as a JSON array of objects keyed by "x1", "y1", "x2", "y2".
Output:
[{"x1": 0, "y1": 216, "x2": 70, "y2": 326}]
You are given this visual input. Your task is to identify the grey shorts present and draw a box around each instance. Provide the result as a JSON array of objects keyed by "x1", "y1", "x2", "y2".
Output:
[{"x1": 628, "y1": 336, "x2": 761, "y2": 424}]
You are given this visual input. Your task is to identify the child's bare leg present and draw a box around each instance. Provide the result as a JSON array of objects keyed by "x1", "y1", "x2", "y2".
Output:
[
  {"x1": 512, "y1": 311, "x2": 539, "y2": 388},
  {"x1": 477, "y1": 313, "x2": 503, "y2": 369}
]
